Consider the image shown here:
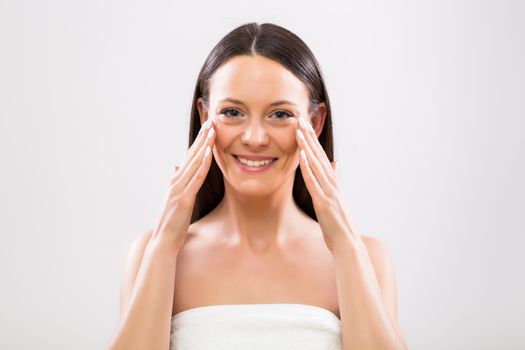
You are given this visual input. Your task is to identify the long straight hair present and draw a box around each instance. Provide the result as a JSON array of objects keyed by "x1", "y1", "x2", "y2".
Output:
[{"x1": 188, "y1": 22, "x2": 334, "y2": 224}]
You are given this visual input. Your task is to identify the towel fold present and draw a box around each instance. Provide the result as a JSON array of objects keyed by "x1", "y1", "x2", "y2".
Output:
[{"x1": 170, "y1": 303, "x2": 342, "y2": 350}]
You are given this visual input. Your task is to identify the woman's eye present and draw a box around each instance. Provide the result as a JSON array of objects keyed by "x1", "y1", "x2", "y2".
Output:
[
  {"x1": 272, "y1": 110, "x2": 295, "y2": 120},
  {"x1": 220, "y1": 108, "x2": 243, "y2": 118},
  {"x1": 219, "y1": 108, "x2": 294, "y2": 120}
]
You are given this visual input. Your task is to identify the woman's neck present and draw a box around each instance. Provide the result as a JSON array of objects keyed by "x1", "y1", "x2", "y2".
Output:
[{"x1": 213, "y1": 179, "x2": 306, "y2": 253}]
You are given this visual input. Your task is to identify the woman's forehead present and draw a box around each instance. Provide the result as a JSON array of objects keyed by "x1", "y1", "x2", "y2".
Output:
[{"x1": 209, "y1": 55, "x2": 309, "y2": 106}]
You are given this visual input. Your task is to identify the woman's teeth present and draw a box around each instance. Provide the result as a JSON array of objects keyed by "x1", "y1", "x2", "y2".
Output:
[{"x1": 236, "y1": 156, "x2": 274, "y2": 167}]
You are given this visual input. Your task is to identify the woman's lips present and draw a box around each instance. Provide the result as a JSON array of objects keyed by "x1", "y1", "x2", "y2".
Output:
[
  {"x1": 233, "y1": 154, "x2": 277, "y2": 161},
  {"x1": 232, "y1": 154, "x2": 278, "y2": 172}
]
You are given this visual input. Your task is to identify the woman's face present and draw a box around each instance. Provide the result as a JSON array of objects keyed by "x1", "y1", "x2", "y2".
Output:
[{"x1": 198, "y1": 54, "x2": 324, "y2": 196}]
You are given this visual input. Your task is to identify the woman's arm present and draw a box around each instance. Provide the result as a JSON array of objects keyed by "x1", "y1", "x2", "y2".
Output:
[
  {"x1": 107, "y1": 231, "x2": 180, "y2": 350},
  {"x1": 294, "y1": 120, "x2": 407, "y2": 348},
  {"x1": 107, "y1": 115, "x2": 215, "y2": 349},
  {"x1": 333, "y1": 235, "x2": 408, "y2": 350}
]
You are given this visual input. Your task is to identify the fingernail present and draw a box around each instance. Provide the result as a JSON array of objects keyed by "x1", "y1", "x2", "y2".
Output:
[
  {"x1": 299, "y1": 118, "x2": 307, "y2": 129},
  {"x1": 204, "y1": 145, "x2": 211, "y2": 157},
  {"x1": 296, "y1": 128, "x2": 305, "y2": 140},
  {"x1": 208, "y1": 127, "x2": 215, "y2": 138}
]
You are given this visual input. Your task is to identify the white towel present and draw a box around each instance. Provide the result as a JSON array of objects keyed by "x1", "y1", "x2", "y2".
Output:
[{"x1": 170, "y1": 303, "x2": 342, "y2": 350}]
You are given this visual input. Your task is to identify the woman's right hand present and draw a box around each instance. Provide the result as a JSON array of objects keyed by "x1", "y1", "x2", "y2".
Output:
[{"x1": 150, "y1": 117, "x2": 216, "y2": 251}]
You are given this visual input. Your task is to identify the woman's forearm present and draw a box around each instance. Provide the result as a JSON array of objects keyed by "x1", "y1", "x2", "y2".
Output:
[
  {"x1": 332, "y1": 237, "x2": 407, "y2": 350},
  {"x1": 108, "y1": 237, "x2": 179, "y2": 350}
]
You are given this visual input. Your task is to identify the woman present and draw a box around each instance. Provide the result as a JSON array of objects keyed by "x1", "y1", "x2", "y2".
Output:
[{"x1": 109, "y1": 22, "x2": 408, "y2": 350}]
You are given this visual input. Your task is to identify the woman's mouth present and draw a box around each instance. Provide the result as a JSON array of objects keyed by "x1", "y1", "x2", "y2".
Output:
[{"x1": 232, "y1": 154, "x2": 278, "y2": 172}]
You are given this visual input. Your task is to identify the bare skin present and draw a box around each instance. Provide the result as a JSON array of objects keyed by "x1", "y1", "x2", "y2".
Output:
[
  {"x1": 170, "y1": 54, "x2": 358, "y2": 319},
  {"x1": 172, "y1": 203, "x2": 343, "y2": 318},
  {"x1": 111, "y1": 54, "x2": 406, "y2": 349}
]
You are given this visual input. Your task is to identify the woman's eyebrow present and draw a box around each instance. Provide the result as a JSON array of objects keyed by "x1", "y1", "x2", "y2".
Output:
[{"x1": 219, "y1": 97, "x2": 297, "y2": 107}]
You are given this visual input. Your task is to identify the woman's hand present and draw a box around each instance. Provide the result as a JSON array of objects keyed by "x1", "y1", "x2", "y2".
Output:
[
  {"x1": 295, "y1": 118, "x2": 360, "y2": 253},
  {"x1": 150, "y1": 117, "x2": 216, "y2": 251}
]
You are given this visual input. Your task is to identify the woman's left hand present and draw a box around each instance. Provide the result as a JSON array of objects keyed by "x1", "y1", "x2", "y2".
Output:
[{"x1": 295, "y1": 118, "x2": 361, "y2": 253}]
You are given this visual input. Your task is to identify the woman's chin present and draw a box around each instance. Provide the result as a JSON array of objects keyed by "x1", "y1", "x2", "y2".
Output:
[{"x1": 224, "y1": 178, "x2": 277, "y2": 196}]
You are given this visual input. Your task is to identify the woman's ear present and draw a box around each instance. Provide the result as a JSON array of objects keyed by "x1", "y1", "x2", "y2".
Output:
[
  {"x1": 310, "y1": 102, "x2": 327, "y2": 138},
  {"x1": 196, "y1": 97, "x2": 209, "y2": 126}
]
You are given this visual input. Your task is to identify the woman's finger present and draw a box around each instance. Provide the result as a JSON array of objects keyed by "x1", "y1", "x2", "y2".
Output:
[
  {"x1": 184, "y1": 144, "x2": 213, "y2": 195},
  {"x1": 296, "y1": 127, "x2": 334, "y2": 196},
  {"x1": 172, "y1": 124, "x2": 216, "y2": 192},
  {"x1": 171, "y1": 118, "x2": 214, "y2": 184},
  {"x1": 171, "y1": 165, "x2": 180, "y2": 178},
  {"x1": 298, "y1": 118, "x2": 337, "y2": 188},
  {"x1": 186, "y1": 118, "x2": 215, "y2": 162},
  {"x1": 298, "y1": 148, "x2": 328, "y2": 204}
]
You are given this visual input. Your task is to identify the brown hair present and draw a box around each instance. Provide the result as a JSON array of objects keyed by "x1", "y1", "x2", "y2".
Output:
[{"x1": 188, "y1": 22, "x2": 334, "y2": 223}]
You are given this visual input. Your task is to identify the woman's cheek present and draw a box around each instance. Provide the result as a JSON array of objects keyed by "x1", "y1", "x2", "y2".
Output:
[
  {"x1": 275, "y1": 126, "x2": 298, "y2": 154},
  {"x1": 211, "y1": 125, "x2": 235, "y2": 167},
  {"x1": 213, "y1": 124, "x2": 235, "y2": 150}
]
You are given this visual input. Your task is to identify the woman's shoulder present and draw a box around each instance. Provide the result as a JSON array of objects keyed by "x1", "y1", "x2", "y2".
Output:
[
  {"x1": 357, "y1": 235, "x2": 397, "y2": 284},
  {"x1": 359, "y1": 235, "x2": 389, "y2": 253},
  {"x1": 360, "y1": 234, "x2": 382, "y2": 247}
]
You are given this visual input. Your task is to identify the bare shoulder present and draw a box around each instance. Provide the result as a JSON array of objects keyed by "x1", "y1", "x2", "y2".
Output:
[
  {"x1": 132, "y1": 229, "x2": 155, "y2": 250},
  {"x1": 361, "y1": 235, "x2": 391, "y2": 256},
  {"x1": 359, "y1": 234, "x2": 397, "y2": 279},
  {"x1": 359, "y1": 234, "x2": 406, "y2": 344},
  {"x1": 124, "y1": 227, "x2": 155, "y2": 272},
  {"x1": 123, "y1": 229, "x2": 155, "y2": 274}
]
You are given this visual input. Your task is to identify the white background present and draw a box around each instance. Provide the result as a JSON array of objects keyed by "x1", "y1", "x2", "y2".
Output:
[{"x1": 1, "y1": 0, "x2": 524, "y2": 349}]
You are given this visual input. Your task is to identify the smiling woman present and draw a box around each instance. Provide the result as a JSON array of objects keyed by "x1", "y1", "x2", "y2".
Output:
[
  {"x1": 193, "y1": 53, "x2": 329, "y2": 198},
  {"x1": 109, "y1": 22, "x2": 407, "y2": 350},
  {"x1": 190, "y1": 27, "x2": 334, "y2": 221}
]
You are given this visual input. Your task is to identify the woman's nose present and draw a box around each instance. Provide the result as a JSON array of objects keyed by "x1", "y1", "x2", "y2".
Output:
[{"x1": 240, "y1": 119, "x2": 270, "y2": 146}]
